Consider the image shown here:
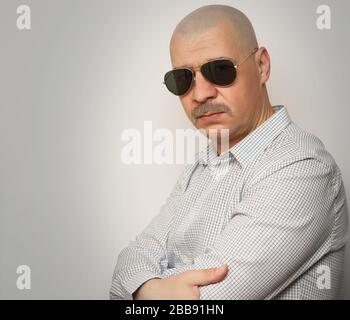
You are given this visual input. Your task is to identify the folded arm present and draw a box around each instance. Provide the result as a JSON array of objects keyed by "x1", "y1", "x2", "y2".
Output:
[
  {"x1": 161, "y1": 157, "x2": 337, "y2": 299},
  {"x1": 111, "y1": 157, "x2": 339, "y2": 300}
]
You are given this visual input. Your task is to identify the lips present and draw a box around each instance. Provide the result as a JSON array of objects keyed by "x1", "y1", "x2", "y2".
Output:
[{"x1": 198, "y1": 111, "x2": 225, "y2": 119}]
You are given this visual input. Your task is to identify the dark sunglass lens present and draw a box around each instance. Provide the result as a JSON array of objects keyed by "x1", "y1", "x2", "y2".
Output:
[
  {"x1": 164, "y1": 69, "x2": 193, "y2": 96},
  {"x1": 201, "y1": 60, "x2": 236, "y2": 86}
]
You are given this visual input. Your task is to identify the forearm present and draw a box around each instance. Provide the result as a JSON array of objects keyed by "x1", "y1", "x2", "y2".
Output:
[
  {"x1": 132, "y1": 264, "x2": 228, "y2": 300},
  {"x1": 110, "y1": 244, "x2": 166, "y2": 300}
]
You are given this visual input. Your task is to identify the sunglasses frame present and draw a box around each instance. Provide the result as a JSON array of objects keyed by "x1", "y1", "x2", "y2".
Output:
[{"x1": 163, "y1": 47, "x2": 259, "y2": 96}]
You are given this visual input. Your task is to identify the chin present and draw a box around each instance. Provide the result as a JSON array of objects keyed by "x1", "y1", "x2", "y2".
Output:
[{"x1": 198, "y1": 124, "x2": 231, "y2": 140}]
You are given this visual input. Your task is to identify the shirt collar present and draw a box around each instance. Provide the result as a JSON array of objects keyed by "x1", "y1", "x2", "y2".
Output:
[{"x1": 197, "y1": 105, "x2": 291, "y2": 168}]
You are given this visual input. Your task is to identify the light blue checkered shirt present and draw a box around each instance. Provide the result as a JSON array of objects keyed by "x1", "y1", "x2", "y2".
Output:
[{"x1": 110, "y1": 105, "x2": 349, "y2": 300}]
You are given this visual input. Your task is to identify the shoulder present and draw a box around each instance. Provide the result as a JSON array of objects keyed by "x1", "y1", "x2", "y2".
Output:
[
  {"x1": 249, "y1": 122, "x2": 341, "y2": 186},
  {"x1": 269, "y1": 123, "x2": 335, "y2": 166}
]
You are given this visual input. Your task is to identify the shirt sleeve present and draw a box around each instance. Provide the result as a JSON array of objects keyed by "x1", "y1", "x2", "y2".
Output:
[
  {"x1": 109, "y1": 168, "x2": 185, "y2": 300},
  {"x1": 161, "y1": 156, "x2": 344, "y2": 299}
]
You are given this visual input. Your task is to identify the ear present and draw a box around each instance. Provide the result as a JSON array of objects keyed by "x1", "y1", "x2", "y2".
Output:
[{"x1": 256, "y1": 47, "x2": 271, "y2": 85}]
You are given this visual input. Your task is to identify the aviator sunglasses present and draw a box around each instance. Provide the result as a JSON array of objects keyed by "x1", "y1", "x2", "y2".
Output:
[{"x1": 163, "y1": 47, "x2": 258, "y2": 96}]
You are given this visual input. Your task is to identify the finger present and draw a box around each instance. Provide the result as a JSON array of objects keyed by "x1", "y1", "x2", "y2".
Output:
[{"x1": 183, "y1": 264, "x2": 228, "y2": 286}]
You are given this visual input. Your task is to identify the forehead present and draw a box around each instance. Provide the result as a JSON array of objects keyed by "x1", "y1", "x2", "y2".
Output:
[{"x1": 170, "y1": 22, "x2": 240, "y2": 69}]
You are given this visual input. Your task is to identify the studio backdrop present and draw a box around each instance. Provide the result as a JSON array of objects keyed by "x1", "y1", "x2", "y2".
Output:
[{"x1": 0, "y1": 0, "x2": 349, "y2": 299}]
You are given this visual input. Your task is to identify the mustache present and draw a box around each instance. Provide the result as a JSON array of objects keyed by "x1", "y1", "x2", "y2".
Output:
[{"x1": 192, "y1": 102, "x2": 232, "y2": 120}]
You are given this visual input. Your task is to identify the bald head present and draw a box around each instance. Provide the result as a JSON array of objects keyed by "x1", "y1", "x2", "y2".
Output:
[{"x1": 170, "y1": 5, "x2": 258, "y2": 57}]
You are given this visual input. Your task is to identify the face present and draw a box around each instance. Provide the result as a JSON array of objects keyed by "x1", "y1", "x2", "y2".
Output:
[{"x1": 170, "y1": 21, "x2": 270, "y2": 146}]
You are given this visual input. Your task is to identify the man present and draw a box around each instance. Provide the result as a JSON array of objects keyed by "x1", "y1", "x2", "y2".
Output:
[{"x1": 110, "y1": 5, "x2": 349, "y2": 299}]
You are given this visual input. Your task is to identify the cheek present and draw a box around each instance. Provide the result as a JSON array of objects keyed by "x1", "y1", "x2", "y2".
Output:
[
  {"x1": 240, "y1": 72, "x2": 260, "y2": 102},
  {"x1": 218, "y1": 87, "x2": 245, "y2": 115},
  {"x1": 222, "y1": 77, "x2": 259, "y2": 112},
  {"x1": 218, "y1": 87, "x2": 255, "y2": 126}
]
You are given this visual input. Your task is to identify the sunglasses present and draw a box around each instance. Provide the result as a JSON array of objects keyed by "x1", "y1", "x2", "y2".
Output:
[{"x1": 163, "y1": 48, "x2": 258, "y2": 96}]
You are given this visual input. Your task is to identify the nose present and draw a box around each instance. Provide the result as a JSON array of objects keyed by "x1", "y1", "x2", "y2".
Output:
[{"x1": 191, "y1": 70, "x2": 217, "y2": 103}]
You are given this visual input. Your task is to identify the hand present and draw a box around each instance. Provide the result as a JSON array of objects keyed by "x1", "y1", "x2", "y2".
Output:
[{"x1": 132, "y1": 264, "x2": 228, "y2": 300}]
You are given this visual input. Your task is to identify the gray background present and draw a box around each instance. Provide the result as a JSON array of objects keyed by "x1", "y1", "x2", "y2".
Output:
[{"x1": 0, "y1": 0, "x2": 349, "y2": 299}]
